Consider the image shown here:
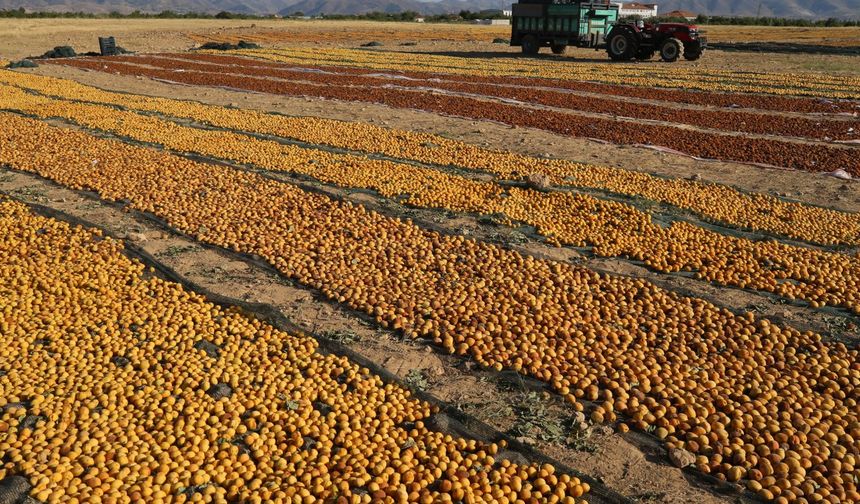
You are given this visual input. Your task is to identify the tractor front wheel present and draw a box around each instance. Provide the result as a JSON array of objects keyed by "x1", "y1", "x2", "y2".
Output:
[
  {"x1": 683, "y1": 44, "x2": 703, "y2": 60},
  {"x1": 636, "y1": 48, "x2": 655, "y2": 60},
  {"x1": 551, "y1": 43, "x2": 567, "y2": 55},
  {"x1": 660, "y1": 38, "x2": 682, "y2": 62},
  {"x1": 607, "y1": 30, "x2": 637, "y2": 61},
  {"x1": 522, "y1": 35, "x2": 540, "y2": 55}
]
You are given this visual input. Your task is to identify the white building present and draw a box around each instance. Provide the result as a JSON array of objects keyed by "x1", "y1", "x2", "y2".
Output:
[
  {"x1": 474, "y1": 18, "x2": 511, "y2": 25},
  {"x1": 502, "y1": 9, "x2": 512, "y2": 17},
  {"x1": 611, "y1": 2, "x2": 658, "y2": 18}
]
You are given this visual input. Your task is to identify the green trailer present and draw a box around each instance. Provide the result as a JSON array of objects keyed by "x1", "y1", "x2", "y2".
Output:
[{"x1": 510, "y1": 0, "x2": 620, "y2": 54}]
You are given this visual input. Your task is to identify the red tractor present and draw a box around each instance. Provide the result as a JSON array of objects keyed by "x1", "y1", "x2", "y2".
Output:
[{"x1": 605, "y1": 21, "x2": 706, "y2": 62}]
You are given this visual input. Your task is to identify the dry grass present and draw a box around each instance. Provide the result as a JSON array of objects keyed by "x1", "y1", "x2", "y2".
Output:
[
  {"x1": 187, "y1": 20, "x2": 510, "y2": 45},
  {"x1": 701, "y1": 25, "x2": 860, "y2": 46}
]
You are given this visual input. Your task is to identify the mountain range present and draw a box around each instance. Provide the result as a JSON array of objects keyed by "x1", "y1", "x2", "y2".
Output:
[
  {"x1": 275, "y1": 0, "x2": 509, "y2": 16},
  {"x1": 1, "y1": 0, "x2": 857, "y2": 19},
  {"x1": 657, "y1": 0, "x2": 859, "y2": 19}
]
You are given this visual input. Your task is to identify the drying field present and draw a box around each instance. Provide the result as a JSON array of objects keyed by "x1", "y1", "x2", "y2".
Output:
[
  {"x1": 701, "y1": 26, "x2": 860, "y2": 47},
  {"x1": 54, "y1": 50, "x2": 860, "y2": 174},
  {"x1": 186, "y1": 22, "x2": 860, "y2": 49},
  {"x1": 0, "y1": 19, "x2": 859, "y2": 504},
  {"x1": 1, "y1": 197, "x2": 595, "y2": 504}
]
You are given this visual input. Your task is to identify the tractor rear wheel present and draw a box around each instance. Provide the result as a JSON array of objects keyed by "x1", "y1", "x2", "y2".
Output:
[
  {"x1": 551, "y1": 43, "x2": 567, "y2": 55},
  {"x1": 607, "y1": 30, "x2": 637, "y2": 61},
  {"x1": 660, "y1": 38, "x2": 682, "y2": 62},
  {"x1": 522, "y1": 35, "x2": 540, "y2": 55}
]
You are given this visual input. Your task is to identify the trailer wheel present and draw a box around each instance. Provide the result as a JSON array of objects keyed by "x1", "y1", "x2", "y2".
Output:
[
  {"x1": 607, "y1": 30, "x2": 637, "y2": 61},
  {"x1": 660, "y1": 38, "x2": 682, "y2": 62},
  {"x1": 551, "y1": 43, "x2": 567, "y2": 55},
  {"x1": 521, "y1": 35, "x2": 540, "y2": 55}
]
